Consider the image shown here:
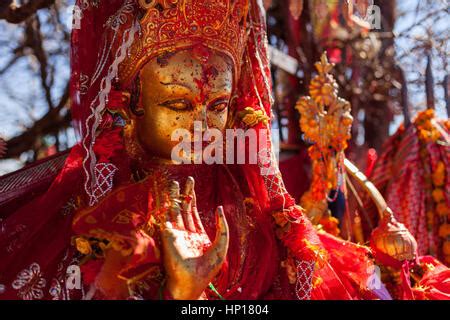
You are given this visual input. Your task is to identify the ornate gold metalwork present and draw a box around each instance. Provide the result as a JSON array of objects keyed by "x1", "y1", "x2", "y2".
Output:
[
  {"x1": 296, "y1": 53, "x2": 418, "y2": 263},
  {"x1": 119, "y1": 0, "x2": 249, "y2": 87},
  {"x1": 295, "y1": 53, "x2": 352, "y2": 229},
  {"x1": 371, "y1": 209, "x2": 418, "y2": 262},
  {"x1": 296, "y1": 53, "x2": 353, "y2": 153},
  {"x1": 344, "y1": 159, "x2": 418, "y2": 262}
]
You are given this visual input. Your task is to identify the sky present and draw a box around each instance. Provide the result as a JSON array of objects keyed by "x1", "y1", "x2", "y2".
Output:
[{"x1": 394, "y1": 0, "x2": 448, "y2": 118}]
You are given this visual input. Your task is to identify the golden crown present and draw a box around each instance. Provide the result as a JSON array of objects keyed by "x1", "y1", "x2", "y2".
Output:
[{"x1": 119, "y1": 0, "x2": 249, "y2": 87}]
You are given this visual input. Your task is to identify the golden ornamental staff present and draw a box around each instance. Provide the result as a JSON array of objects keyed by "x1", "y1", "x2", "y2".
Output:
[
  {"x1": 295, "y1": 53, "x2": 352, "y2": 230},
  {"x1": 296, "y1": 52, "x2": 417, "y2": 262}
]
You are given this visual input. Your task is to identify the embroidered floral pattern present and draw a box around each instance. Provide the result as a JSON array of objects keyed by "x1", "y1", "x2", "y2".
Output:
[
  {"x1": 79, "y1": 73, "x2": 90, "y2": 95},
  {"x1": 106, "y1": 0, "x2": 135, "y2": 31},
  {"x1": 12, "y1": 263, "x2": 47, "y2": 300},
  {"x1": 79, "y1": 0, "x2": 101, "y2": 10}
]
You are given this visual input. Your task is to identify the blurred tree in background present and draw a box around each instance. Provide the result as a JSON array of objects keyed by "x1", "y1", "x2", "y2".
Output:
[
  {"x1": 0, "y1": 0, "x2": 448, "y2": 174},
  {"x1": 267, "y1": 0, "x2": 448, "y2": 168},
  {"x1": 0, "y1": 0, "x2": 72, "y2": 170}
]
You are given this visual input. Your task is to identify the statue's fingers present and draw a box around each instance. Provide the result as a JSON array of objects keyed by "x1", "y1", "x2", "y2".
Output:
[
  {"x1": 187, "y1": 178, "x2": 205, "y2": 233},
  {"x1": 169, "y1": 180, "x2": 184, "y2": 229},
  {"x1": 182, "y1": 177, "x2": 196, "y2": 232},
  {"x1": 206, "y1": 206, "x2": 229, "y2": 266},
  {"x1": 169, "y1": 180, "x2": 181, "y2": 201},
  {"x1": 172, "y1": 205, "x2": 185, "y2": 230},
  {"x1": 191, "y1": 179, "x2": 197, "y2": 208},
  {"x1": 192, "y1": 206, "x2": 206, "y2": 234},
  {"x1": 184, "y1": 176, "x2": 195, "y2": 196}
]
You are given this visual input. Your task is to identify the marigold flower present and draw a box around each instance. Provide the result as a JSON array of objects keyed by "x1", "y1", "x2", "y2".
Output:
[
  {"x1": 444, "y1": 120, "x2": 450, "y2": 130},
  {"x1": 438, "y1": 224, "x2": 450, "y2": 238},
  {"x1": 432, "y1": 188, "x2": 445, "y2": 203},
  {"x1": 436, "y1": 203, "x2": 450, "y2": 217},
  {"x1": 432, "y1": 162, "x2": 446, "y2": 187},
  {"x1": 239, "y1": 107, "x2": 270, "y2": 127},
  {"x1": 273, "y1": 211, "x2": 288, "y2": 228},
  {"x1": 75, "y1": 237, "x2": 92, "y2": 255},
  {"x1": 418, "y1": 130, "x2": 429, "y2": 141},
  {"x1": 319, "y1": 216, "x2": 340, "y2": 237},
  {"x1": 443, "y1": 241, "x2": 450, "y2": 256},
  {"x1": 241, "y1": 113, "x2": 259, "y2": 127}
]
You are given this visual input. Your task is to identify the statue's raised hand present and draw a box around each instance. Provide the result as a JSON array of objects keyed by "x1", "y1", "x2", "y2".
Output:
[{"x1": 161, "y1": 177, "x2": 229, "y2": 300}]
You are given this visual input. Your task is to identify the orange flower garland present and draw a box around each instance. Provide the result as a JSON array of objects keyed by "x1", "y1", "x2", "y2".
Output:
[
  {"x1": 415, "y1": 109, "x2": 442, "y2": 143},
  {"x1": 415, "y1": 109, "x2": 450, "y2": 264},
  {"x1": 295, "y1": 53, "x2": 353, "y2": 235}
]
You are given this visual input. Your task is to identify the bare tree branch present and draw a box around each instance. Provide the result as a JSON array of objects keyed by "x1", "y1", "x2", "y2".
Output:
[
  {"x1": 0, "y1": 0, "x2": 56, "y2": 24},
  {"x1": 3, "y1": 84, "x2": 70, "y2": 159}
]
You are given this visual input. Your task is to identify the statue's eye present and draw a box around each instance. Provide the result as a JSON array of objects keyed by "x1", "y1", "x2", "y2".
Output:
[
  {"x1": 209, "y1": 99, "x2": 228, "y2": 113},
  {"x1": 159, "y1": 99, "x2": 192, "y2": 111}
]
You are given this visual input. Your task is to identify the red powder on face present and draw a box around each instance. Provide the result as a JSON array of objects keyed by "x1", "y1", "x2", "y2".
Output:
[
  {"x1": 194, "y1": 78, "x2": 208, "y2": 104},
  {"x1": 194, "y1": 65, "x2": 220, "y2": 104},
  {"x1": 204, "y1": 65, "x2": 219, "y2": 80},
  {"x1": 191, "y1": 43, "x2": 223, "y2": 104}
]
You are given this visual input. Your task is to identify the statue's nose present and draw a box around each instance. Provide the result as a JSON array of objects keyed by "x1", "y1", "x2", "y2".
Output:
[{"x1": 192, "y1": 104, "x2": 208, "y2": 132}]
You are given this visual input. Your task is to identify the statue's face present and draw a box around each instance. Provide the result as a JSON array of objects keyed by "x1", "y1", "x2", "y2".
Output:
[{"x1": 135, "y1": 47, "x2": 233, "y2": 160}]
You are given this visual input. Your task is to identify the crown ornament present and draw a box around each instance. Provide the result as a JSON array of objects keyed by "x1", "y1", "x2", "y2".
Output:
[{"x1": 119, "y1": 0, "x2": 249, "y2": 87}]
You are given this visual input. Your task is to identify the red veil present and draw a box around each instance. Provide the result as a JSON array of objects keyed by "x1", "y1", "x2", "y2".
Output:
[{"x1": 0, "y1": 0, "x2": 379, "y2": 300}]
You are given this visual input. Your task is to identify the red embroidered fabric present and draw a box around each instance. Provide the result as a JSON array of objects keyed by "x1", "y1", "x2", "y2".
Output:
[{"x1": 367, "y1": 122, "x2": 450, "y2": 261}]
